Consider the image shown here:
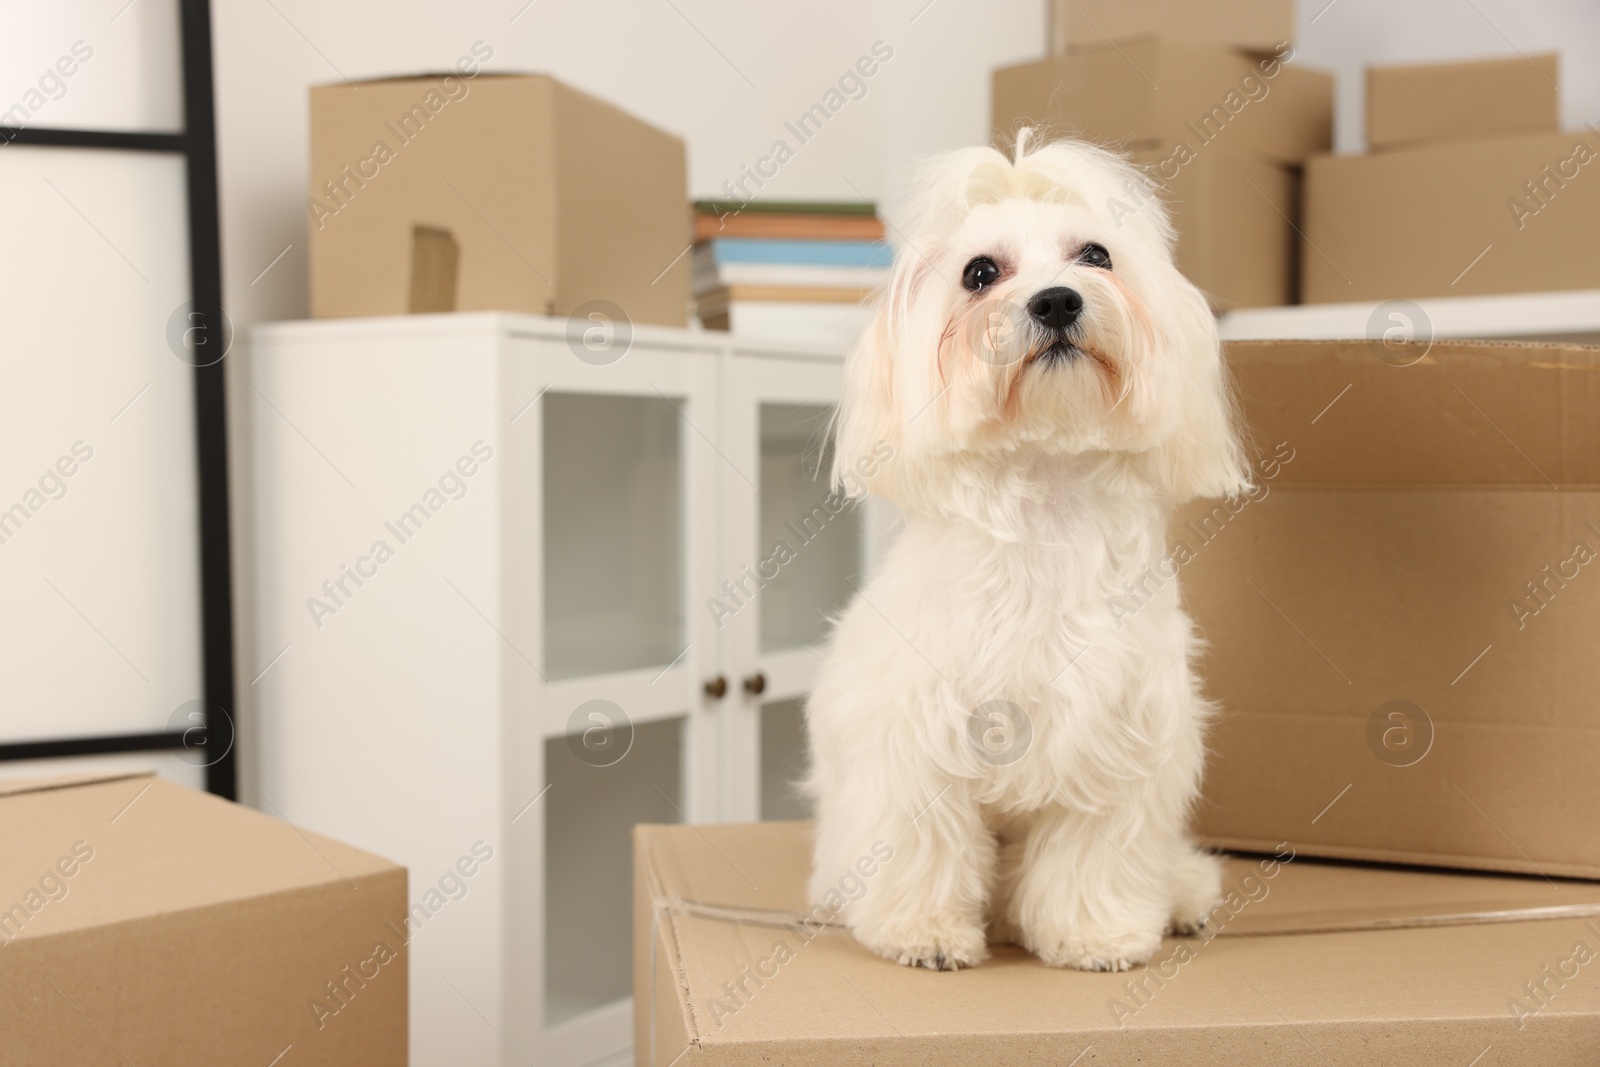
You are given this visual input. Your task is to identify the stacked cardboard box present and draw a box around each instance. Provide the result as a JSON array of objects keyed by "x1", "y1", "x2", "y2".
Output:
[
  {"x1": 1, "y1": 773, "x2": 407, "y2": 1064},
  {"x1": 309, "y1": 70, "x2": 690, "y2": 326},
  {"x1": 635, "y1": 821, "x2": 1600, "y2": 1064},
  {"x1": 691, "y1": 201, "x2": 887, "y2": 346},
  {"x1": 1186, "y1": 338, "x2": 1600, "y2": 876},
  {"x1": 1303, "y1": 54, "x2": 1597, "y2": 302},
  {"x1": 994, "y1": 1, "x2": 1333, "y2": 310}
]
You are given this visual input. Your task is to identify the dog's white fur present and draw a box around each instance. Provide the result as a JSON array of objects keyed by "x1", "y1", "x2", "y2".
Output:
[{"x1": 803, "y1": 134, "x2": 1250, "y2": 972}]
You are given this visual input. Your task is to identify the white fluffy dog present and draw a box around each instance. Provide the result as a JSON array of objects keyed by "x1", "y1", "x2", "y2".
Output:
[{"x1": 803, "y1": 133, "x2": 1250, "y2": 972}]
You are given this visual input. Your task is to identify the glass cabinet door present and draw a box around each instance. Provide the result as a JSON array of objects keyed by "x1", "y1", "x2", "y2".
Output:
[
  {"x1": 542, "y1": 392, "x2": 684, "y2": 680},
  {"x1": 540, "y1": 389, "x2": 687, "y2": 1027},
  {"x1": 757, "y1": 403, "x2": 863, "y2": 654},
  {"x1": 543, "y1": 716, "x2": 683, "y2": 1024},
  {"x1": 721, "y1": 352, "x2": 862, "y2": 823},
  {"x1": 515, "y1": 335, "x2": 721, "y2": 1056}
]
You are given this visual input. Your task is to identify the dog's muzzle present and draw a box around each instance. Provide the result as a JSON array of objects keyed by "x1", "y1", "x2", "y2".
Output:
[{"x1": 1026, "y1": 286, "x2": 1084, "y2": 366}]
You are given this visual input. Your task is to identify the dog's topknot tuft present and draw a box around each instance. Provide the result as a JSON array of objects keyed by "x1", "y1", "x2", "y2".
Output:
[
  {"x1": 1013, "y1": 126, "x2": 1034, "y2": 163},
  {"x1": 887, "y1": 134, "x2": 1174, "y2": 258}
]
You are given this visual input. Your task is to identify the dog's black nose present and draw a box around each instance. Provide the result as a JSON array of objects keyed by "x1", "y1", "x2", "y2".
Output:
[{"x1": 1027, "y1": 286, "x2": 1083, "y2": 330}]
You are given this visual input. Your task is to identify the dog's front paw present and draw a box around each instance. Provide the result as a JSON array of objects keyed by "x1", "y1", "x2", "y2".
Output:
[
  {"x1": 855, "y1": 913, "x2": 988, "y2": 972},
  {"x1": 1027, "y1": 924, "x2": 1162, "y2": 972},
  {"x1": 1167, "y1": 847, "x2": 1223, "y2": 937}
]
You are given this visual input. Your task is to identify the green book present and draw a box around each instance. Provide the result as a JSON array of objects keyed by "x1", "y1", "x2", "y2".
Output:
[{"x1": 693, "y1": 199, "x2": 878, "y2": 217}]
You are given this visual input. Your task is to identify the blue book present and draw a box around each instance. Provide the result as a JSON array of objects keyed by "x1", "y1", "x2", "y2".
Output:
[{"x1": 695, "y1": 238, "x2": 893, "y2": 269}]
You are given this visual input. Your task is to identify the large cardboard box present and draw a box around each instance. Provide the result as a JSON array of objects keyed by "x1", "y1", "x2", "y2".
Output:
[
  {"x1": 310, "y1": 73, "x2": 689, "y2": 325},
  {"x1": 635, "y1": 821, "x2": 1600, "y2": 1065},
  {"x1": 994, "y1": 40, "x2": 1333, "y2": 165},
  {"x1": 1301, "y1": 128, "x2": 1600, "y2": 303},
  {"x1": 1132, "y1": 146, "x2": 1299, "y2": 309},
  {"x1": 1050, "y1": 0, "x2": 1294, "y2": 55},
  {"x1": 1367, "y1": 54, "x2": 1560, "y2": 151},
  {"x1": 1186, "y1": 340, "x2": 1600, "y2": 877},
  {"x1": 0, "y1": 773, "x2": 407, "y2": 1064}
]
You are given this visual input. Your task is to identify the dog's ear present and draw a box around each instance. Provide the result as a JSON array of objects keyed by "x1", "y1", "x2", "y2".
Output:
[
  {"x1": 831, "y1": 250, "x2": 929, "y2": 500},
  {"x1": 1141, "y1": 277, "x2": 1252, "y2": 504}
]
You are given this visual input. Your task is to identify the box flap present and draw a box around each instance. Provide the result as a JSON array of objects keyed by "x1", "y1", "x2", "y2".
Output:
[
  {"x1": 1226, "y1": 339, "x2": 1600, "y2": 487},
  {"x1": 0, "y1": 771, "x2": 151, "y2": 799},
  {"x1": 0, "y1": 776, "x2": 400, "y2": 945}
]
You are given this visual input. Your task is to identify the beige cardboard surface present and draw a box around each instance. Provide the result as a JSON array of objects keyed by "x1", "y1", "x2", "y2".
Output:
[
  {"x1": 1301, "y1": 128, "x2": 1600, "y2": 302},
  {"x1": 1367, "y1": 54, "x2": 1560, "y2": 151},
  {"x1": 1133, "y1": 147, "x2": 1299, "y2": 310},
  {"x1": 550, "y1": 79, "x2": 691, "y2": 323},
  {"x1": 1050, "y1": 0, "x2": 1294, "y2": 55},
  {"x1": 0, "y1": 774, "x2": 407, "y2": 1065},
  {"x1": 994, "y1": 40, "x2": 1332, "y2": 165},
  {"x1": 635, "y1": 822, "x2": 1600, "y2": 1066},
  {"x1": 310, "y1": 73, "x2": 688, "y2": 325},
  {"x1": 1185, "y1": 340, "x2": 1600, "y2": 877}
]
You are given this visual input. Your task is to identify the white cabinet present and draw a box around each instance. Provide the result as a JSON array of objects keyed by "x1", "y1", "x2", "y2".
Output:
[{"x1": 248, "y1": 313, "x2": 865, "y2": 1067}]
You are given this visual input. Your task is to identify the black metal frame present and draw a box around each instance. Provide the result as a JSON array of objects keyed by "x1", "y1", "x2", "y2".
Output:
[{"x1": 0, "y1": 0, "x2": 236, "y2": 798}]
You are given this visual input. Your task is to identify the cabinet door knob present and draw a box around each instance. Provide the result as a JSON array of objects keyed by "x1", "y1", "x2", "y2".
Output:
[
  {"x1": 742, "y1": 671, "x2": 767, "y2": 696},
  {"x1": 704, "y1": 675, "x2": 728, "y2": 699}
]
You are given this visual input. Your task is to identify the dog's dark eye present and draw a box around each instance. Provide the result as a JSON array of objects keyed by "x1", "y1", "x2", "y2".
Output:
[
  {"x1": 1077, "y1": 243, "x2": 1112, "y2": 270},
  {"x1": 962, "y1": 256, "x2": 1002, "y2": 292}
]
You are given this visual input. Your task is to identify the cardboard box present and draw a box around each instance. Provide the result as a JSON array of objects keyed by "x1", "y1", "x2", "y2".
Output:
[
  {"x1": 1185, "y1": 339, "x2": 1600, "y2": 877},
  {"x1": 310, "y1": 73, "x2": 689, "y2": 325},
  {"x1": 0, "y1": 773, "x2": 407, "y2": 1064},
  {"x1": 1050, "y1": 0, "x2": 1294, "y2": 55},
  {"x1": 635, "y1": 821, "x2": 1600, "y2": 1065},
  {"x1": 994, "y1": 40, "x2": 1333, "y2": 165},
  {"x1": 1301, "y1": 128, "x2": 1600, "y2": 303},
  {"x1": 1132, "y1": 146, "x2": 1299, "y2": 309},
  {"x1": 1367, "y1": 54, "x2": 1560, "y2": 151}
]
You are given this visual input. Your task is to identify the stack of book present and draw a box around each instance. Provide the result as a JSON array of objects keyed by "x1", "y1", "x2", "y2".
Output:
[{"x1": 692, "y1": 200, "x2": 890, "y2": 346}]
